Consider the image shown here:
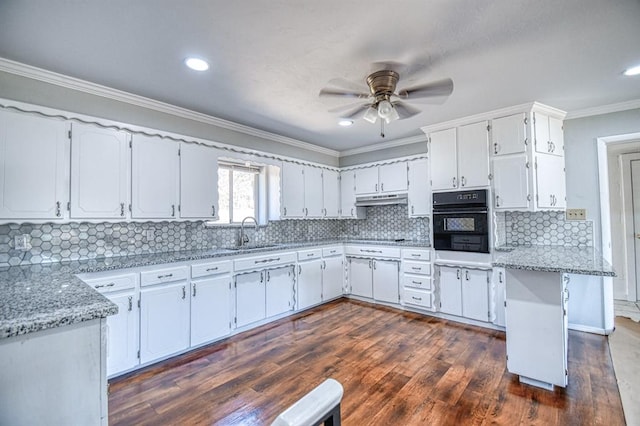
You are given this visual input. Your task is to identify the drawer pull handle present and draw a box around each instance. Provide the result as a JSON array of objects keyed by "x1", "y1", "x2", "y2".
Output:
[
  {"x1": 412, "y1": 280, "x2": 422, "y2": 285},
  {"x1": 307, "y1": 253, "x2": 314, "y2": 257},
  {"x1": 157, "y1": 273, "x2": 174, "y2": 279},
  {"x1": 411, "y1": 267, "x2": 421, "y2": 271},
  {"x1": 95, "y1": 282, "x2": 115, "y2": 289},
  {"x1": 411, "y1": 254, "x2": 421, "y2": 257},
  {"x1": 206, "y1": 267, "x2": 219, "y2": 272},
  {"x1": 255, "y1": 257, "x2": 281, "y2": 264},
  {"x1": 412, "y1": 296, "x2": 422, "y2": 301}
]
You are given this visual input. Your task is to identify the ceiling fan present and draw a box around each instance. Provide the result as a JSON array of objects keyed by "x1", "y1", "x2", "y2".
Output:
[{"x1": 319, "y1": 63, "x2": 453, "y2": 137}]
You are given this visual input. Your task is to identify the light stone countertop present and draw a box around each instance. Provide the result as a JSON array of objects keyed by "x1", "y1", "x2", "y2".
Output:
[
  {"x1": 492, "y1": 245, "x2": 615, "y2": 276},
  {"x1": 0, "y1": 238, "x2": 431, "y2": 339}
]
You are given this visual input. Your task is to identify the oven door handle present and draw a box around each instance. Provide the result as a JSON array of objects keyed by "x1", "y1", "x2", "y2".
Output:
[{"x1": 432, "y1": 210, "x2": 488, "y2": 215}]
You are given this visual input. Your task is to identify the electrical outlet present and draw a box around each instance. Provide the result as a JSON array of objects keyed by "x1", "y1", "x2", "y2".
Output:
[
  {"x1": 145, "y1": 229, "x2": 155, "y2": 241},
  {"x1": 14, "y1": 234, "x2": 31, "y2": 251},
  {"x1": 566, "y1": 208, "x2": 586, "y2": 220}
]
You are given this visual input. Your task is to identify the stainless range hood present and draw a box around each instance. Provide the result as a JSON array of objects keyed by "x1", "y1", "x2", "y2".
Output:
[{"x1": 354, "y1": 193, "x2": 408, "y2": 207}]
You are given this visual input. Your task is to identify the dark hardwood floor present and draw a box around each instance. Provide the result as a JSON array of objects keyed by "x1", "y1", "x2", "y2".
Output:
[{"x1": 108, "y1": 299, "x2": 625, "y2": 425}]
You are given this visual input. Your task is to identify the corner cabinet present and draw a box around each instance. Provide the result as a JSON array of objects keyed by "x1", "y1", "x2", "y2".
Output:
[
  {"x1": 0, "y1": 109, "x2": 69, "y2": 220},
  {"x1": 131, "y1": 134, "x2": 180, "y2": 219},
  {"x1": 339, "y1": 171, "x2": 366, "y2": 219}
]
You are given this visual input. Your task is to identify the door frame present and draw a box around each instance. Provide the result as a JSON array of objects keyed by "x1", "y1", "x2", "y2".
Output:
[
  {"x1": 621, "y1": 153, "x2": 640, "y2": 301},
  {"x1": 597, "y1": 133, "x2": 640, "y2": 321}
]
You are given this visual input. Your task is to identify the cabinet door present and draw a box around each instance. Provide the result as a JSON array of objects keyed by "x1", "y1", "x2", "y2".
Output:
[
  {"x1": 70, "y1": 123, "x2": 129, "y2": 219},
  {"x1": 105, "y1": 292, "x2": 139, "y2": 376},
  {"x1": 0, "y1": 110, "x2": 68, "y2": 219},
  {"x1": 304, "y1": 167, "x2": 324, "y2": 218},
  {"x1": 534, "y1": 112, "x2": 563, "y2": 155},
  {"x1": 322, "y1": 169, "x2": 340, "y2": 218},
  {"x1": 190, "y1": 276, "x2": 231, "y2": 347},
  {"x1": 140, "y1": 282, "x2": 190, "y2": 364},
  {"x1": 236, "y1": 271, "x2": 266, "y2": 327},
  {"x1": 407, "y1": 159, "x2": 430, "y2": 217},
  {"x1": 266, "y1": 266, "x2": 294, "y2": 317},
  {"x1": 429, "y1": 128, "x2": 457, "y2": 191},
  {"x1": 491, "y1": 113, "x2": 527, "y2": 156},
  {"x1": 438, "y1": 266, "x2": 462, "y2": 316},
  {"x1": 281, "y1": 162, "x2": 305, "y2": 218},
  {"x1": 548, "y1": 116, "x2": 564, "y2": 155},
  {"x1": 180, "y1": 143, "x2": 219, "y2": 219},
  {"x1": 492, "y1": 154, "x2": 530, "y2": 210},
  {"x1": 457, "y1": 121, "x2": 489, "y2": 188},
  {"x1": 340, "y1": 171, "x2": 364, "y2": 218},
  {"x1": 348, "y1": 257, "x2": 373, "y2": 298},
  {"x1": 535, "y1": 155, "x2": 566, "y2": 209},
  {"x1": 355, "y1": 167, "x2": 379, "y2": 195},
  {"x1": 298, "y1": 260, "x2": 323, "y2": 309},
  {"x1": 491, "y1": 268, "x2": 506, "y2": 327},
  {"x1": 379, "y1": 162, "x2": 408, "y2": 193},
  {"x1": 322, "y1": 257, "x2": 344, "y2": 300},
  {"x1": 131, "y1": 134, "x2": 179, "y2": 219},
  {"x1": 461, "y1": 269, "x2": 490, "y2": 322},
  {"x1": 373, "y1": 260, "x2": 399, "y2": 304}
]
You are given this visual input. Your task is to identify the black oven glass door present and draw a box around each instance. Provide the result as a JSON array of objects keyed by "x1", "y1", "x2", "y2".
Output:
[{"x1": 433, "y1": 212, "x2": 489, "y2": 253}]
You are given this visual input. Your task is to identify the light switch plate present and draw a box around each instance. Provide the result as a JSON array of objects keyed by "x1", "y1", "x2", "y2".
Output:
[{"x1": 566, "y1": 208, "x2": 586, "y2": 220}]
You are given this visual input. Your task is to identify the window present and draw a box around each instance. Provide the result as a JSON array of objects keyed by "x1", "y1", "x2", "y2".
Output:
[{"x1": 216, "y1": 162, "x2": 259, "y2": 224}]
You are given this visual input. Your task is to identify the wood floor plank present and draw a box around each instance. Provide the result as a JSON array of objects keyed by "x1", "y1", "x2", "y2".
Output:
[{"x1": 108, "y1": 299, "x2": 626, "y2": 425}]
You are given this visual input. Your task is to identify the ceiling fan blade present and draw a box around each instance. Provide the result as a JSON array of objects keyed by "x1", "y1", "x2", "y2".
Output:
[
  {"x1": 319, "y1": 88, "x2": 370, "y2": 99},
  {"x1": 326, "y1": 77, "x2": 370, "y2": 93},
  {"x1": 328, "y1": 102, "x2": 368, "y2": 114},
  {"x1": 397, "y1": 78, "x2": 454, "y2": 102},
  {"x1": 392, "y1": 101, "x2": 421, "y2": 120},
  {"x1": 341, "y1": 104, "x2": 372, "y2": 120}
]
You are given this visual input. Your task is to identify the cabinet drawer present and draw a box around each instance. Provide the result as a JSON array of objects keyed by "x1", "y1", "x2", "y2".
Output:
[
  {"x1": 402, "y1": 260, "x2": 431, "y2": 276},
  {"x1": 322, "y1": 246, "x2": 343, "y2": 257},
  {"x1": 345, "y1": 245, "x2": 401, "y2": 258},
  {"x1": 402, "y1": 248, "x2": 430, "y2": 261},
  {"x1": 297, "y1": 248, "x2": 323, "y2": 261},
  {"x1": 234, "y1": 252, "x2": 297, "y2": 272},
  {"x1": 84, "y1": 273, "x2": 137, "y2": 294},
  {"x1": 404, "y1": 287, "x2": 434, "y2": 309},
  {"x1": 403, "y1": 274, "x2": 432, "y2": 290},
  {"x1": 140, "y1": 266, "x2": 189, "y2": 287},
  {"x1": 191, "y1": 260, "x2": 232, "y2": 278}
]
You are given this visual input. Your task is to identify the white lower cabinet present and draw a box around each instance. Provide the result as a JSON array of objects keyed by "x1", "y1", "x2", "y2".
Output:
[
  {"x1": 401, "y1": 248, "x2": 433, "y2": 311},
  {"x1": 190, "y1": 275, "x2": 232, "y2": 347},
  {"x1": 140, "y1": 280, "x2": 190, "y2": 364},
  {"x1": 105, "y1": 291, "x2": 139, "y2": 376},
  {"x1": 372, "y1": 260, "x2": 400, "y2": 304},
  {"x1": 235, "y1": 271, "x2": 266, "y2": 328},
  {"x1": 491, "y1": 267, "x2": 506, "y2": 327},
  {"x1": 348, "y1": 258, "x2": 374, "y2": 298},
  {"x1": 265, "y1": 266, "x2": 295, "y2": 317},
  {"x1": 437, "y1": 266, "x2": 490, "y2": 322},
  {"x1": 322, "y1": 251, "x2": 344, "y2": 300},
  {"x1": 298, "y1": 259, "x2": 323, "y2": 310}
]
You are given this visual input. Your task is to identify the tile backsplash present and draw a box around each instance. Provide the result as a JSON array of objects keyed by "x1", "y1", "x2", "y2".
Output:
[
  {"x1": 501, "y1": 211, "x2": 593, "y2": 247},
  {"x1": 0, "y1": 205, "x2": 429, "y2": 267}
]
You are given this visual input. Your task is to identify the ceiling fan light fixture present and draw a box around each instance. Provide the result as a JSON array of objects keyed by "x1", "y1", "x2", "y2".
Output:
[
  {"x1": 184, "y1": 57, "x2": 210, "y2": 71},
  {"x1": 377, "y1": 100, "x2": 399, "y2": 123},
  {"x1": 363, "y1": 106, "x2": 379, "y2": 124}
]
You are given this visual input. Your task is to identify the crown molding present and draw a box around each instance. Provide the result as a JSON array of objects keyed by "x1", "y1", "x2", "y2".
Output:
[
  {"x1": 0, "y1": 57, "x2": 340, "y2": 158},
  {"x1": 565, "y1": 99, "x2": 640, "y2": 120},
  {"x1": 339, "y1": 134, "x2": 427, "y2": 157}
]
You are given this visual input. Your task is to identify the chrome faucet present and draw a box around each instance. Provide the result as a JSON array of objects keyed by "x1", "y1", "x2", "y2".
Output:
[{"x1": 239, "y1": 216, "x2": 258, "y2": 247}]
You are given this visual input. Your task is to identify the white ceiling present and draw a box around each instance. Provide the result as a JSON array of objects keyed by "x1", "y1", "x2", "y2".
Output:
[{"x1": 0, "y1": 0, "x2": 639, "y2": 152}]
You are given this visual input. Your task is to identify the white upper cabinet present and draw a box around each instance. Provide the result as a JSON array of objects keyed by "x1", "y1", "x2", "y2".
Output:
[
  {"x1": 354, "y1": 167, "x2": 379, "y2": 195},
  {"x1": 378, "y1": 162, "x2": 408, "y2": 193},
  {"x1": 180, "y1": 143, "x2": 219, "y2": 219},
  {"x1": 534, "y1": 112, "x2": 564, "y2": 156},
  {"x1": 407, "y1": 159, "x2": 430, "y2": 217},
  {"x1": 457, "y1": 121, "x2": 490, "y2": 189},
  {"x1": 535, "y1": 154, "x2": 566, "y2": 209},
  {"x1": 0, "y1": 110, "x2": 68, "y2": 220},
  {"x1": 131, "y1": 134, "x2": 179, "y2": 219},
  {"x1": 281, "y1": 162, "x2": 305, "y2": 218},
  {"x1": 339, "y1": 171, "x2": 365, "y2": 219},
  {"x1": 70, "y1": 123, "x2": 129, "y2": 219},
  {"x1": 322, "y1": 169, "x2": 340, "y2": 218},
  {"x1": 491, "y1": 113, "x2": 528, "y2": 156},
  {"x1": 429, "y1": 128, "x2": 458, "y2": 191},
  {"x1": 355, "y1": 163, "x2": 408, "y2": 195},
  {"x1": 492, "y1": 154, "x2": 531, "y2": 210},
  {"x1": 304, "y1": 166, "x2": 324, "y2": 218}
]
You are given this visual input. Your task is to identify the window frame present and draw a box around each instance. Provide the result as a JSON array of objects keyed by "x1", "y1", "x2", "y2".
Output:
[{"x1": 217, "y1": 161, "x2": 260, "y2": 225}]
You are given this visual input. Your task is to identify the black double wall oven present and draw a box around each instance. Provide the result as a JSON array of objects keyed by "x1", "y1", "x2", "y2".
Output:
[{"x1": 432, "y1": 189, "x2": 490, "y2": 254}]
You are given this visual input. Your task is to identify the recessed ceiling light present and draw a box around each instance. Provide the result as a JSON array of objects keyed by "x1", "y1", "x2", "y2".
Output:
[
  {"x1": 185, "y1": 57, "x2": 209, "y2": 71},
  {"x1": 338, "y1": 119, "x2": 354, "y2": 127},
  {"x1": 623, "y1": 64, "x2": 640, "y2": 76}
]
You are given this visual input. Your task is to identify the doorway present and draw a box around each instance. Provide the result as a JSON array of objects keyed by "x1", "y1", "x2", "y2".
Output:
[{"x1": 622, "y1": 152, "x2": 640, "y2": 301}]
